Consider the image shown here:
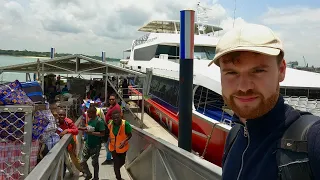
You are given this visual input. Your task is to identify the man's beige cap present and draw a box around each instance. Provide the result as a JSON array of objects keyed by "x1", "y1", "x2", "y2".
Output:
[{"x1": 208, "y1": 23, "x2": 284, "y2": 66}]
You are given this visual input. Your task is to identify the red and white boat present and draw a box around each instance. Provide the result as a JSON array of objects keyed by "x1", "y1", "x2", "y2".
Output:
[{"x1": 120, "y1": 5, "x2": 320, "y2": 167}]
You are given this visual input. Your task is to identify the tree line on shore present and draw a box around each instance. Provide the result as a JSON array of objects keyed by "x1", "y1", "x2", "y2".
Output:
[{"x1": 0, "y1": 49, "x2": 120, "y2": 61}]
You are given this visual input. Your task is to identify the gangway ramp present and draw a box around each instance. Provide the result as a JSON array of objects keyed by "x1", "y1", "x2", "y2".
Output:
[
  {"x1": 26, "y1": 112, "x2": 221, "y2": 180},
  {"x1": 64, "y1": 110, "x2": 178, "y2": 180}
]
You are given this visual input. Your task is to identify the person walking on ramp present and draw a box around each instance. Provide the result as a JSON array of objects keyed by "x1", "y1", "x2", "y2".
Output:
[
  {"x1": 79, "y1": 106, "x2": 105, "y2": 180},
  {"x1": 107, "y1": 109, "x2": 132, "y2": 180}
]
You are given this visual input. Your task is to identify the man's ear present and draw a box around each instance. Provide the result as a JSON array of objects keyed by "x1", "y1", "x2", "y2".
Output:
[{"x1": 279, "y1": 59, "x2": 286, "y2": 82}]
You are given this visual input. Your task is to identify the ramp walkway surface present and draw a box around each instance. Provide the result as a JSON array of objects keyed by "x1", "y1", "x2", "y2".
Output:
[{"x1": 64, "y1": 144, "x2": 130, "y2": 180}]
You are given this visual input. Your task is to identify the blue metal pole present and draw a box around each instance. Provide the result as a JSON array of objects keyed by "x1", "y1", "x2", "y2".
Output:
[
  {"x1": 178, "y1": 10, "x2": 195, "y2": 152},
  {"x1": 102, "y1": 51, "x2": 106, "y2": 62},
  {"x1": 50, "y1": 47, "x2": 55, "y2": 59}
]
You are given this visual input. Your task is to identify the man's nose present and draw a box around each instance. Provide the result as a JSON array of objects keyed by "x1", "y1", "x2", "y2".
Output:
[{"x1": 237, "y1": 75, "x2": 254, "y2": 92}]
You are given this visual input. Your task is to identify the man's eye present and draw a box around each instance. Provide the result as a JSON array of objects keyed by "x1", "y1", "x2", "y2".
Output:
[
  {"x1": 225, "y1": 71, "x2": 237, "y2": 75},
  {"x1": 254, "y1": 69, "x2": 265, "y2": 73}
]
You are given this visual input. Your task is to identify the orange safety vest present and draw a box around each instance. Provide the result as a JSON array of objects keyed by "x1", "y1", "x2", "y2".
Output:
[
  {"x1": 108, "y1": 120, "x2": 129, "y2": 153},
  {"x1": 67, "y1": 135, "x2": 77, "y2": 152}
]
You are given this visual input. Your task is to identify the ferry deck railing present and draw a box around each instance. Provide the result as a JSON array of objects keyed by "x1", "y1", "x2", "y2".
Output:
[
  {"x1": 25, "y1": 118, "x2": 222, "y2": 180},
  {"x1": 107, "y1": 78, "x2": 145, "y2": 128},
  {"x1": 119, "y1": 87, "x2": 144, "y2": 119}
]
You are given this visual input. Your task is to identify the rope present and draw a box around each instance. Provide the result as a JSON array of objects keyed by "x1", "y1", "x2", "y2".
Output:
[{"x1": 201, "y1": 103, "x2": 227, "y2": 158}]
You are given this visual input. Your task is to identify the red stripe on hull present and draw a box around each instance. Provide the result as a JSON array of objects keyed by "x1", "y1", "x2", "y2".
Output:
[{"x1": 130, "y1": 88, "x2": 228, "y2": 167}]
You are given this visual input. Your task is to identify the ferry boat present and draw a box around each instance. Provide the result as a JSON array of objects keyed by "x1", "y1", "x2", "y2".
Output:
[{"x1": 120, "y1": 5, "x2": 320, "y2": 167}]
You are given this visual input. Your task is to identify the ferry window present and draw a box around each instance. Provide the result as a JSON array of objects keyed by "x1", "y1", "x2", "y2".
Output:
[
  {"x1": 155, "y1": 45, "x2": 179, "y2": 58},
  {"x1": 285, "y1": 88, "x2": 308, "y2": 97},
  {"x1": 309, "y1": 89, "x2": 320, "y2": 99},
  {"x1": 194, "y1": 86, "x2": 232, "y2": 121},
  {"x1": 194, "y1": 86, "x2": 224, "y2": 111},
  {"x1": 152, "y1": 45, "x2": 216, "y2": 60},
  {"x1": 133, "y1": 45, "x2": 158, "y2": 60},
  {"x1": 149, "y1": 75, "x2": 179, "y2": 108},
  {"x1": 133, "y1": 77, "x2": 144, "y2": 88},
  {"x1": 194, "y1": 46, "x2": 216, "y2": 60},
  {"x1": 280, "y1": 88, "x2": 286, "y2": 95}
]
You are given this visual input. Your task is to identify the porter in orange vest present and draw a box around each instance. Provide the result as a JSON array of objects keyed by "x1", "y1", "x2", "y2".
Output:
[
  {"x1": 108, "y1": 119, "x2": 130, "y2": 153},
  {"x1": 107, "y1": 110, "x2": 132, "y2": 180}
]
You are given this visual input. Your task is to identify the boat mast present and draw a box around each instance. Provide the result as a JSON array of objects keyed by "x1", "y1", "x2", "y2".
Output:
[
  {"x1": 233, "y1": 0, "x2": 237, "y2": 28},
  {"x1": 196, "y1": 2, "x2": 209, "y2": 35}
]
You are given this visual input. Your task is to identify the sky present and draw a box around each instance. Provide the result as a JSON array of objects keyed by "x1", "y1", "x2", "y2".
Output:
[{"x1": 0, "y1": 0, "x2": 319, "y2": 66}]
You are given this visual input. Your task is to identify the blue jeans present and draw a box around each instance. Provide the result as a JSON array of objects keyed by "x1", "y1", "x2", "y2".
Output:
[{"x1": 105, "y1": 138, "x2": 112, "y2": 160}]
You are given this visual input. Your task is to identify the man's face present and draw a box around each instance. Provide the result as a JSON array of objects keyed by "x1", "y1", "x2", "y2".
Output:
[
  {"x1": 109, "y1": 96, "x2": 116, "y2": 105},
  {"x1": 87, "y1": 109, "x2": 97, "y2": 119},
  {"x1": 58, "y1": 110, "x2": 66, "y2": 123},
  {"x1": 112, "y1": 113, "x2": 121, "y2": 125},
  {"x1": 220, "y1": 51, "x2": 286, "y2": 119}
]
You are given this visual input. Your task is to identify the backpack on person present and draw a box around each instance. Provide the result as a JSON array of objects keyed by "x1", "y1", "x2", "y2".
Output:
[{"x1": 222, "y1": 110, "x2": 319, "y2": 180}]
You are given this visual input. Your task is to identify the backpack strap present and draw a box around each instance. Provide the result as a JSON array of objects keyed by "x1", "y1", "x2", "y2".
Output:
[
  {"x1": 276, "y1": 111, "x2": 319, "y2": 180},
  {"x1": 280, "y1": 114, "x2": 319, "y2": 153},
  {"x1": 222, "y1": 123, "x2": 241, "y2": 166}
]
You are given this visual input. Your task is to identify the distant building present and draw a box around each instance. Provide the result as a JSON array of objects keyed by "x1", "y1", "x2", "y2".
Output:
[{"x1": 287, "y1": 61, "x2": 299, "y2": 68}]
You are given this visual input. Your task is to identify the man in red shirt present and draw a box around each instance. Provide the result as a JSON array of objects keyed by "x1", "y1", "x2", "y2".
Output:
[
  {"x1": 105, "y1": 94, "x2": 122, "y2": 122},
  {"x1": 102, "y1": 94, "x2": 122, "y2": 165},
  {"x1": 58, "y1": 109, "x2": 78, "y2": 136},
  {"x1": 57, "y1": 109, "x2": 83, "y2": 174}
]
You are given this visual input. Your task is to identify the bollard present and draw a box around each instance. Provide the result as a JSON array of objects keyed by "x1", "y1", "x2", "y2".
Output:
[{"x1": 178, "y1": 10, "x2": 195, "y2": 152}]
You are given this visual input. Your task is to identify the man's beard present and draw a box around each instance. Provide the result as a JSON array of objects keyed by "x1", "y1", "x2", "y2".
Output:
[{"x1": 222, "y1": 85, "x2": 280, "y2": 119}]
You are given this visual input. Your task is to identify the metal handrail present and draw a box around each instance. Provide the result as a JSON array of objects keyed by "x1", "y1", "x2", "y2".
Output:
[
  {"x1": 25, "y1": 117, "x2": 81, "y2": 180},
  {"x1": 127, "y1": 125, "x2": 222, "y2": 179}
]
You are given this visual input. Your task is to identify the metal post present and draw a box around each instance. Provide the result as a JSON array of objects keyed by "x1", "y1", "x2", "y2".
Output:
[
  {"x1": 102, "y1": 51, "x2": 106, "y2": 62},
  {"x1": 41, "y1": 63, "x2": 45, "y2": 94},
  {"x1": 144, "y1": 68, "x2": 153, "y2": 95},
  {"x1": 50, "y1": 47, "x2": 55, "y2": 59},
  {"x1": 37, "y1": 59, "x2": 40, "y2": 81},
  {"x1": 104, "y1": 66, "x2": 108, "y2": 104},
  {"x1": 178, "y1": 10, "x2": 195, "y2": 152},
  {"x1": 76, "y1": 57, "x2": 80, "y2": 73},
  {"x1": 22, "y1": 108, "x2": 33, "y2": 178},
  {"x1": 141, "y1": 88, "x2": 144, "y2": 128}
]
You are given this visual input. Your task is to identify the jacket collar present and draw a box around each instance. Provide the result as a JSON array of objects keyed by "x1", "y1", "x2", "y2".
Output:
[{"x1": 232, "y1": 95, "x2": 286, "y2": 136}]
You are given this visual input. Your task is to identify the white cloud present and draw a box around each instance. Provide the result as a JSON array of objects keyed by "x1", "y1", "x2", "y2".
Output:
[
  {"x1": 4, "y1": 0, "x2": 318, "y2": 68},
  {"x1": 261, "y1": 6, "x2": 320, "y2": 66},
  {"x1": 2, "y1": 0, "x2": 238, "y2": 57}
]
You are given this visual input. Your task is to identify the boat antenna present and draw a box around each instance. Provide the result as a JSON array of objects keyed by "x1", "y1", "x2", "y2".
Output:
[
  {"x1": 233, "y1": 0, "x2": 237, "y2": 28},
  {"x1": 196, "y1": 1, "x2": 210, "y2": 35}
]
